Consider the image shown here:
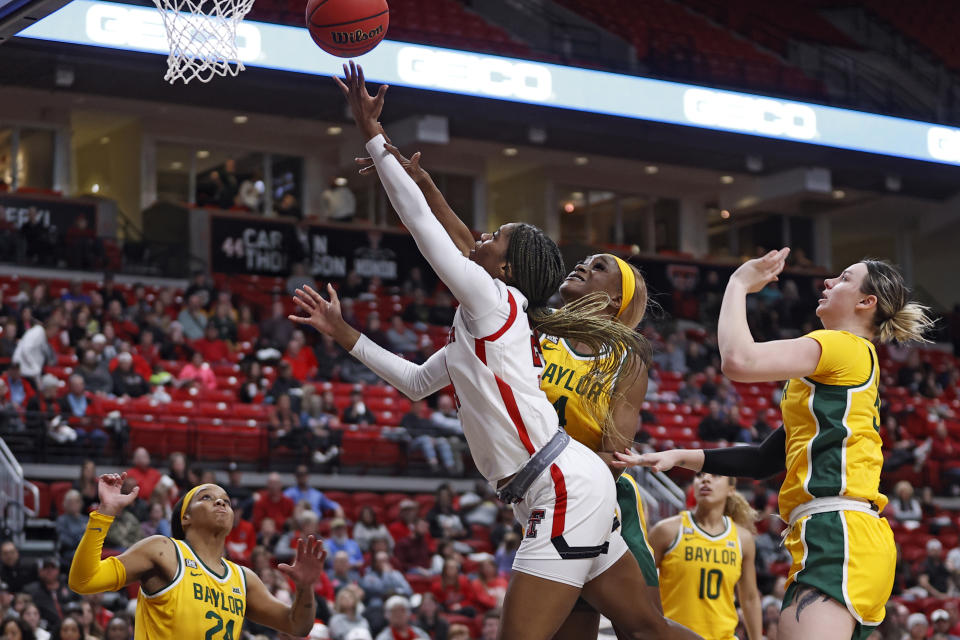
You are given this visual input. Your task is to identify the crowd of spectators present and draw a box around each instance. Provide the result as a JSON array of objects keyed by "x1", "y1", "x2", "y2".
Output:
[{"x1": 2, "y1": 257, "x2": 960, "y2": 639}]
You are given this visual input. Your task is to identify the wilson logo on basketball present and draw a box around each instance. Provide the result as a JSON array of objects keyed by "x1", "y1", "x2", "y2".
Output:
[{"x1": 330, "y1": 24, "x2": 384, "y2": 45}]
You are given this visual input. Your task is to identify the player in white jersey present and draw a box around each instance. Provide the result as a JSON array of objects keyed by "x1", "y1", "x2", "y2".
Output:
[{"x1": 288, "y1": 62, "x2": 702, "y2": 640}]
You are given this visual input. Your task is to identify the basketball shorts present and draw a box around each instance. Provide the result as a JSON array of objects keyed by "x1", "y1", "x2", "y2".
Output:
[
  {"x1": 783, "y1": 510, "x2": 896, "y2": 640},
  {"x1": 512, "y1": 439, "x2": 627, "y2": 588},
  {"x1": 616, "y1": 473, "x2": 659, "y2": 587}
]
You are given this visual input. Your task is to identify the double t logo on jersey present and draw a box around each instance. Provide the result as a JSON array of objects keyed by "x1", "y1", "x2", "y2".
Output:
[{"x1": 526, "y1": 509, "x2": 546, "y2": 539}]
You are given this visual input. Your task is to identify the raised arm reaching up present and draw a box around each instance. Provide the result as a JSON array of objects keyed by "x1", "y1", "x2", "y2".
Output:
[{"x1": 334, "y1": 62, "x2": 501, "y2": 323}]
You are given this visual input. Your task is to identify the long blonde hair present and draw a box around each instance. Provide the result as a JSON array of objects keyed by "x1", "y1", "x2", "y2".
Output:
[
  {"x1": 723, "y1": 479, "x2": 758, "y2": 534},
  {"x1": 860, "y1": 259, "x2": 935, "y2": 344}
]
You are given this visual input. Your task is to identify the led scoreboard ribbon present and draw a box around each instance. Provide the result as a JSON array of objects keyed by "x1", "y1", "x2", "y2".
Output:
[{"x1": 19, "y1": 0, "x2": 960, "y2": 166}]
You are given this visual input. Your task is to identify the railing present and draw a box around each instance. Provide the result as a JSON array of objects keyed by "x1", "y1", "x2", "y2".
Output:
[
  {"x1": 0, "y1": 438, "x2": 26, "y2": 545},
  {"x1": 629, "y1": 466, "x2": 686, "y2": 522}
]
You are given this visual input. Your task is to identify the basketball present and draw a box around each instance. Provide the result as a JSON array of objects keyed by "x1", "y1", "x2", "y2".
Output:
[{"x1": 306, "y1": 0, "x2": 389, "y2": 58}]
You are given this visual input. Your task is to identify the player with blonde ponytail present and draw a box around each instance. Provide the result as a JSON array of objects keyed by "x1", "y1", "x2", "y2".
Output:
[
  {"x1": 616, "y1": 252, "x2": 934, "y2": 640},
  {"x1": 648, "y1": 473, "x2": 761, "y2": 640}
]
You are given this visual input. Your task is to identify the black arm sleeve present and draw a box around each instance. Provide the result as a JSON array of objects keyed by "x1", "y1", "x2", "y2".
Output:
[{"x1": 700, "y1": 426, "x2": 786, "y2": 480}]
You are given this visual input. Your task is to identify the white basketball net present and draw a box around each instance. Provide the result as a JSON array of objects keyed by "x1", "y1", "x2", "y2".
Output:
[{"x1": 151, "y1": 0, "x2": 256, "y2": 84}]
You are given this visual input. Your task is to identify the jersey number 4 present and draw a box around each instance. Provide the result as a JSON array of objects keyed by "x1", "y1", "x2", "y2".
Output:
[
  {"x1": 205, "y1": 611, "x2": 236, "y2": 640},
  {"x1": 698, "y1": 568, "x2": 723, "y2": 600}
]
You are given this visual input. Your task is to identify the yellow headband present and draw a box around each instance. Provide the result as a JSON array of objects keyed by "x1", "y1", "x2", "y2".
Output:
[
  {"x1": 180, "y1": 483, "x2": 215, "y2": 522},
  {"x1": 611, "y1": 256, "x2": 636, "y2": 318}
]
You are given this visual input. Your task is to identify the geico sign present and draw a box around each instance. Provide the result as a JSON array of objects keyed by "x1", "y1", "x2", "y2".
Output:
[
  {"x1": 84, "y1": 3, "x2": 261, "y2": 60},
  {"x1": 683, "y1": 88, "x2": 818, "y2": 140},
  {"x1": 397, "y1": 46, "x2": 552, "y2": 102},
  {"x1": 928, "y1": 127, "x2": 960, "y2": 163}
]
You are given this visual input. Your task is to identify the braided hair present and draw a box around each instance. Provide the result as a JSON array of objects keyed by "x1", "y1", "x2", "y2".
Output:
[{"x1": 505, "y1": 224, "x2": 651, "y2": 437}]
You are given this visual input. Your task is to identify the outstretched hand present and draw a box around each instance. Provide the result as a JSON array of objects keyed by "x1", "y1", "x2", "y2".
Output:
[
  {"x1": 355, "y1": 143, "x2": 431, "y2": 185},
  {"x1": 288, "y1": 284, "x2": 345, "y2": 337},
  {"x1": 333, "y1": 61, "x2": 387, "y2": 141},
  {"x1": 731, "y1": 248, "x2": 790, "y2": 294},
  {"x1": 611, "y1": 448, "x2": 682, "y2": 473},
  {"x1": 277, "y1": 535, "x2": 327, "y2": 589},
  {"x1": 97, "y1": 473, "x2": 140, "y2": 517}
]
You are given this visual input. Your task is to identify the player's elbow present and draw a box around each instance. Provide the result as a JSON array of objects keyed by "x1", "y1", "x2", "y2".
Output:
[{"x1": 720, "y1": 354, "x2": 751, "y2": 382}]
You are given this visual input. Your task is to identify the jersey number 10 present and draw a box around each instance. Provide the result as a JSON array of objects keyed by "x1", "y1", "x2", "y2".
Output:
[{"x1": 698, "y1": 568, "x2": 722, "y2": 600}]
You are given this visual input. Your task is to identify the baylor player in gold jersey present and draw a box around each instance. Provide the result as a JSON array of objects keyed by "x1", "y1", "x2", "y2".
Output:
[
  {"x1": 69, "y1": 473, "x2": 325, "y2": 639},
  {"x1": 648, "y1": 473, "x2": 761, "y2": 640},
  {"x1": 616, "y1": 253, "x2": 935, "y2": 640}
]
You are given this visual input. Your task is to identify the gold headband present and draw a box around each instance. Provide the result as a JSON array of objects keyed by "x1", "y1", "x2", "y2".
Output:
[
  {"x1": 180, "y1": 484, "x2": 215, "y2": 522},
  {"x1": 611, "y1": 256, "x2": 636, "y2": 318}
]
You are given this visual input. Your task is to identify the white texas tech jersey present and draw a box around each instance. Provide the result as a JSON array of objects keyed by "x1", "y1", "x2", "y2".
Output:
[{"x1": 445, "y1": 282, "x2": 560, "y2": 483}]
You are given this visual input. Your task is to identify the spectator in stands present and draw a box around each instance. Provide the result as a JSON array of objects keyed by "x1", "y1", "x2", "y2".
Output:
[
  {"x1": 159, "y1": 324, "x2": 192, "y2": 362},
  {"x1": 326, "y1": 518, "x2": 364, "y2": 569},
  {"x1": 0, "y1": 541, "x2": 37, "y2": 593},
  {"x1": 284, "y1": 465, "x2": 343, "y2": 516},
  {"x1": 268, "y1": 392, "x2": 302, "y2": 446},
  {"x1": 76, "y1": 349, "x2": 112, "y2": 396},
  {"x1": 426, "y1": 485, "x2": 466, "y2": 542},
  {"x1": 253, "y1": 472, "x2": 294, "y2": 530},
  {"x1": 918, "y1": 538, "x2": 952, "y2": 598},
  {"x1": 314, "y1": 334, "x2": 347, "y2": 382},
  {"x1": 472, "y1": 555, "x2": 507, "y2": 611},
  {"x1": 284, "y1": 332, "x2": 319, "y2": 382},
  {"x1": 340, "y1": 272, "x2": 365, "y2": 301},
  {"x1": 320, "y1": 177, "x2": 356, "y2": 223},
  {"x1": 480, "y1": 610, "x2": 500, "y2": 640},
  {"x1": 13, "y1": 319, "x2": 57, "y2": 388},
  {"x1": 328, "y1": 588, "x2": 369, "y2": 640},
  {"x1": 22, "y1": 603, "x2": 49, "y2": 640},
  {"x1": 428, "y1": 291, "x2": 455, "y2": 327},
  {"x1": 134, "y1": 329, "x2": 160, "y2": 369},
  {"x1": 376, "y1": 596, "x2": 428, "y2": 640},
  {"x1": 300, "y1": 388, "x2": 342, "y2": 466},
  {"x1": 431, "y1": 559, "x2": 479, "y2": 618},
  {"x1": 260, "y1": 299, "x2": 294, "y2": 353},
  {"x1": 1, "y1": 362, "x2": 33, "y2": 408},
  {"x1": 494, "y1": 532, "x2": 519, "y2": 577},
  {"x1": 140, "y1": 501, "x2": 171, "y2": 539},
  {"x1": 342, "y1": 390, "x2": 376, "y2": 426},
  {"x1": 928, "y1": 419, "x2": 960, "y2": 490},
  {"x1": 255, "y1": 519, "x2": 280, "y2": 553},
  {"x1": 208, "y1": 160, "x2": 239, "y2": 210},
  {"x1": 126, "y1": 447, "x2": 162, "y2": 500},
  {"x1": 413, "y1": 593, "x2": 448, "y2": 640},
  {"x1": 430, "y1": 395, "x2": 466, "y2": 465},
  {"x1": 0, "y1": 379, "x2": 23, "y2": 432},
  {"x1": 890, "y1": 481, "x2": 923, "y2": 524},
  {"x1": 193, "y1": 323, "x2": 230, "y2": 364},
  {"x1": 103, "y1": 617, "x2": 129, "y2": 640},
  {"x1": 361, "y1": 551, "x2": 412, "y2": 612},
  {"x1": 266, "y1": 360, "x2": 301, "y2": 407},
  {"x1": 176, "y1": 294, "x2": 207, "y2": 341},
  {"x1": 55, "y1": 490, "x2": 87, "y2": 563},
  {"x1": 275, "y1": 509, "x2": 322, "y2": 563},
  {"x1": 401, "y1": 290, "x2": 431, "y2": 328},
  {"x1": 178, "y1": 350, "x2": 217, "y2": 392},
  {"x1": 338, "y1": 297, "x2": 362, "y2": 332},
  {"x1": 286, "y1": 263, "x2": 316, "y2": 297},
  {"x1": 209, "y1": 301, "x2": 238, "y2": 345},
  {"x1": 72, "y1": 460, "x2": 99, "y2": 513},
  {"x1": 26, "y1": 374, "x2": 68, "y2": 443},
  {"x1": 166, "y1": 452, "x2": 189, "y2": 492},
  {"x1": 110, "y1": 352, "x2": 148, "y2": 398},
  {"x1": 0, "y1": 321, "x2": 19, "y2": 360},
  {"x1": 64, "y1": 215, "x2": 100, "y2": 270},
  {"x1": 906, "y1": 613, "x2": 928, "y2": 640},
  {"x1": 1, "y1": 616, "x2": 34, "y2": 640},
  {"x1": 697, "y1": 399, "x2": 737, "y2": 442},
  {"x1": 276, "y1": 193, "x2": 303, "y2": 220},
  {"x1": 353, "y1": 507, "x2": 392, "y2": 553},
  {"x1": 401, "y1": 399, "x2": 454, "y2": 476},
  {"x1": 931, "y1": 609, "x2": 958, "y2": 640},
  {"x1": 388, "y1": 500, "x2": 420, "y2": 543},
  {"x1": 394, "y1": 518, "x2": 433, "y2": 574},
  {"x1": 233, "y1": 304, "x2": 257, "y2": 345},
  {"x1": 25, "y1": 557, "x2": 77, "y2": 629},
  {"x1": 238, "y1": 361, "x2": 266, "y2": 403},
  {"x1": 384, "y1": 316, "x2": 417, "y2": 356},
  {"x1": 328, "y1": 550, "x2": 362, "y2": 594}
]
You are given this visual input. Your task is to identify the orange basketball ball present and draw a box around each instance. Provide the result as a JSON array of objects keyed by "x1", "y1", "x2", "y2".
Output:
[{"x1": 306, "y1": 0, "x2": 389, "y2": 58}]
